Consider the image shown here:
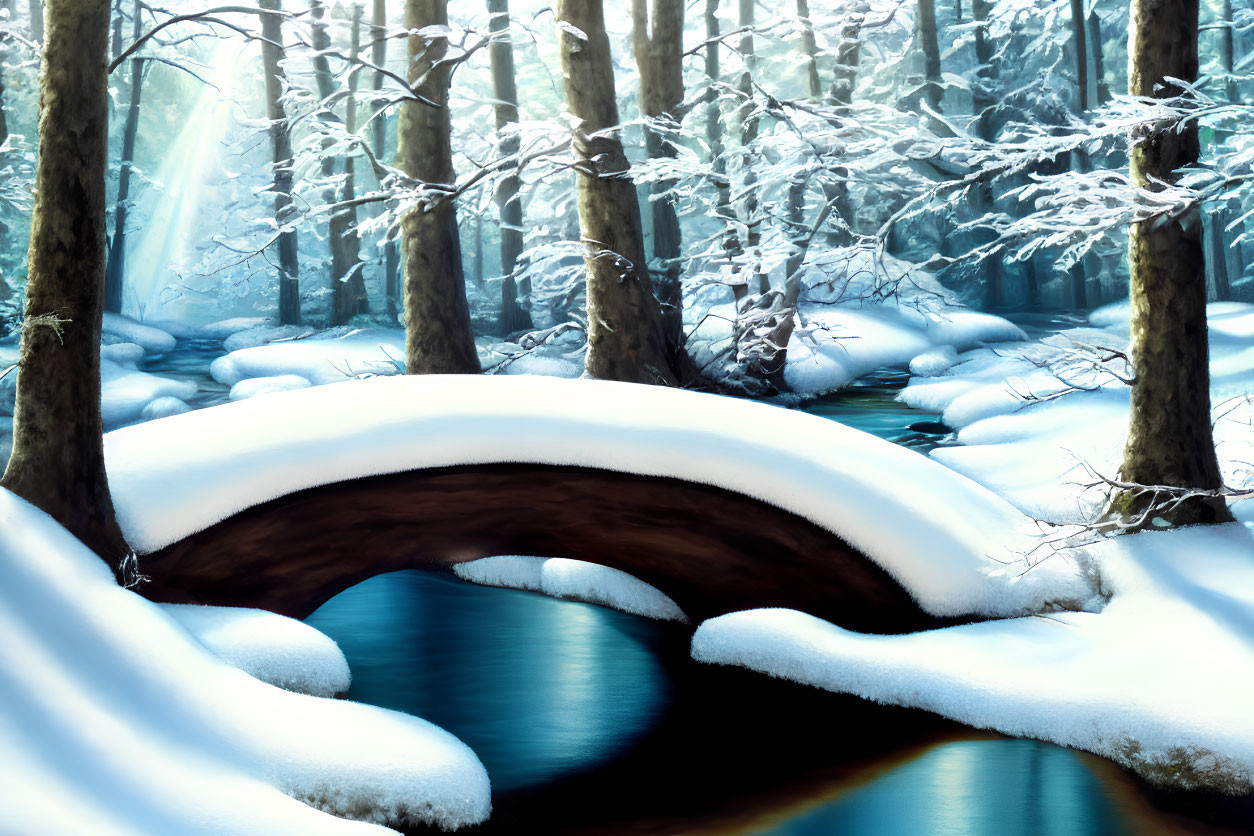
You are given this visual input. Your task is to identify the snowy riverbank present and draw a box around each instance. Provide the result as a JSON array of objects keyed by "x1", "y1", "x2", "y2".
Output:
[{"x1": 692, "y1": 302, "x2": 1254, "y2": 792}]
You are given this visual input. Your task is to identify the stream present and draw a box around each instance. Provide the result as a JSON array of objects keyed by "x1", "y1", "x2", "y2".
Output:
[{"x1": 303, "y1": 365, "x2": 1248, "y2": 835}]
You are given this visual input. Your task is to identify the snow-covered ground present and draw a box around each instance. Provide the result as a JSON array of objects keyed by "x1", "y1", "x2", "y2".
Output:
[
  {"x1": 0, "y1": 491, "x2": 491, "y2": 834},
  {"x1": 454, "y1": 556, "x2": 689, "y2": 622},
  {"x1": 901, "y1": 302, "x2": 1254, "y2": 522},
  {"x1": 105, "y1": 374, "x2": 1094, "y2": 619},
  {"x1": 161, "y1": 604, "x2": 352, "y2": 698},
  {"x1": 693, "y1": 302, "x2": 1254, "y2": 793}
]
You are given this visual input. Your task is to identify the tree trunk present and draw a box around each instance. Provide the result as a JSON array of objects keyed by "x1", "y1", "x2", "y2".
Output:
[
  {"x1": 971, "y1": 0, "x2": 995, "y2": 140},
  {"x1": 632, "y1": 0, "x2": 685, "y2": 363},
  {"x1": 1087, "y1": 6, "x2": 1110, "y2": 105},
  {"x1": 259, "y1": 0, "x2": 300, "y2": 324},
  {"x1": 1205, "y1": 209, "x2": 1233, "y2": 301},
  {"x1": 487, "y1": 0, "x2": 531, "y2": 334},
  {"x1": 917, "y1": 0, "x2": 943, "y2": 112},
  {"x1": 556, "y1": 0, "x2": 676, "y2": 385},
  {"x1": 330, "y1": 4, "x2": 368, "y2": 325},
  {"x1": 399, "y1": 0, "x2": 479, "y2": 374},
  {"x1": 831, "y1": 12, "x2": 863, "y2": 106},
  {"x1": 3, "y1": 0, "x2": 127, "y2": 565},
  {"x1": 705, "y1": 0, "x2": 738, "y2": 267},
  {"x1": 371, "y1": 0, "x2": 400, "y2": 322},
  {"x1": 795, "y1": 0, "x2": 822, "y2": 99},
  {"x1": 311, "y1": 1, "x2": 367, "y2": 326},
  {"x1": 1110, "y1": 0, "x2": 1231, "y2": 526},
  {"x1": 29, "y1": 0, "x2": 43, "y2": 43},
  {"x1": 1220, "y1": 0, "x2": 1238, "y2": 103},
  {"x1": 754, "y1": 172, "x2": 811, "y2": 391},
  {"x1": 736, "y1": 0, "x2": 764, "y2": 297},
  {"x1": 1070, "y1": 0, "x2": 1089, "y2": 112},
  {"x1": 104, "y1": 0, "x2": 142, "y2": 315}
]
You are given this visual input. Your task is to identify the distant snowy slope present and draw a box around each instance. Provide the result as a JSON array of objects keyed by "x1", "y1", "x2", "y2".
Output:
[
  {"x1": 0, "y1": 491, "x2": 491, "y2": 834},
  {"x1": 106, "y1": 375, "x2": 1093, "y2": 618}
]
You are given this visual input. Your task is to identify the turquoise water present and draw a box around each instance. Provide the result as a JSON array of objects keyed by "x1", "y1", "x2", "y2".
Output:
[{"x1": 307, "y1": 571, "x2": 1161, "y2": 835}]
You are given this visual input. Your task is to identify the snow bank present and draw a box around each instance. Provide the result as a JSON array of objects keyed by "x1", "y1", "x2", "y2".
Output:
[
  {"x1": 101, "y1": 360, "x2": 198, "y2": 430},
  {"x1": 100, "y1": 342, "x2": 146, "y2": 367},
  {"x1": 0, "y1": 491, "x2": 491, "y2": 833},
  {"x1": 230, "y1": 375, "x2": 313, "y2": 401},
  {"x1": 902, "y1": 303, "x2": 1254, "y2": 523},
  {"x1": 692, "y1": 514, "x2": 1254, "y2": 793},
  {"x1": 454, "y1": 557, "x2": 688, "y2": 622},
  {"x1": 161, "y1": 604, "x2": 351, "y2": 698},
  {"x1": 140, "y1": 396, "x2": 192, "y2": 421},
  {"x1": 106, "y1": 375, "x2": 1093, "y2": 619},
  {"x1": 224, "y1": 323, "x2": 316, "y2": 353},
  {"x1": 212, "y1": 329, "x2": 404, "y2": 386},
  {"x1": 102, "y1": 313, "x2": 176, "y2": 355}
]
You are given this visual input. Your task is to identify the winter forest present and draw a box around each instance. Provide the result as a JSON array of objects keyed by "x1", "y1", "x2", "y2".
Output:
[{"x1": 1, "y1": 0, "x2": 1254, "y2": 832}]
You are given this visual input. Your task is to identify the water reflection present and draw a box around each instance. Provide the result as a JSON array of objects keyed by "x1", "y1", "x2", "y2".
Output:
[
  {"x1": 308, "y1": 570, "x2": 1213, "y2": 836},
  {"x1": 305, "y1": 570, "x2": 668, "y2": 791},
  {"x1": 765, "y1": 740, "x2": 1131, "y2": 836}
]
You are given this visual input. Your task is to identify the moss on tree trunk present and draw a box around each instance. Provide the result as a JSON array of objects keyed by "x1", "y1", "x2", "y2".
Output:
[
  {"x1": 398, "y1": 0, "x2": 480, "y2": 374},
  {"x1": 3, "y1": 0, "x2": 128, "y2": 565},
  {"x1": 1109, "y1": 0, "x2": 1232, "y2": 526},
  {"x1": 557, "y1": 0, "x2": 676, "y2": 385}
]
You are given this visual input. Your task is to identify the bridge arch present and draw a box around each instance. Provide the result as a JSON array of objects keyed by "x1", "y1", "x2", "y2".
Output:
[{"x1": 139, "y1": 463, "x2": 941, "y2": 634}]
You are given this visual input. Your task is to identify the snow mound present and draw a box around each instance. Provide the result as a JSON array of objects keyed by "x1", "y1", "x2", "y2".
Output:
[
  {"x1": 454, "y1": 556, "x2": 688, "y2": 622},
  {"x1": 102, "y1": 312, "x2": 176, "y2": 355},
  {"x1": 161, "y1": 604, "x2": 351, "y2": 698},
  {"x1": 101, "y1": 360, "x2": 198, "y2": 430},
  {"x1": 198, "y1": 317, "x2": 270, "y2": 341},
  {"x1": 223, "y1": 324, "x2": 316, "y2": 352},
  {"x1": 106, "y1": 375, "x2": 1092, "y2": 619},
  {"x1": 141, "y1": 396, "x2": 192, "y2": 421},
  {"x1": 691, "y1": 516, "x2": 1254, "y2": 793},
  {"x1": 100, "y1": 342, "x2": 146, "y2": 368},
  {"x1": 0, "y1": 491, "x2": 491, "y2": 833},
  {"x1": 908, "y1": 345, "x2": 958, "y2": 377},
  {"x1": 212, "y1": 330, "x2": 404, "y2": 387},
  {"x1": 231, "y1": 375, "x2": 313, "y2": 401},
  {"x1": 784, "y1": 306, "x2": 1025, "y2": 394}
]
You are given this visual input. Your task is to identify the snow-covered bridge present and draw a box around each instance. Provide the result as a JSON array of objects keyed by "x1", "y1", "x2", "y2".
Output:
[{"x1": 105, "y1": 376, "x2": 1085, "y2": 631}]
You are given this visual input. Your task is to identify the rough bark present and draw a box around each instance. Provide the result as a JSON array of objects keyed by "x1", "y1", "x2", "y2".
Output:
[
  {"x1": 557, "y1": 0, "x2": 676, "y2": 385},
  {"x1": 399, "y1": 0, "x2": 479, "y2": 374},
  {"x1": 259, "y1": 0, "x2": 300, "y2": 324},
  {"x1": 795, "y1": 0, "x2": 822, "y2": 99},
  {"x1": 371, "y1": 0, "x2": 400, "y2": 321},
  {"x1": 140, "y1": 465, "x2": 939, "y2": 634},
  {"x1": 487, "y1": 0, "x2": 531, "y2": 333},
  {"x1": 103, "y1": 0, "x2": 142, "y2": 315},
  {"x1": 631, "y1": 0, "x2": 685, "y2": 363},
  {"x1": 752, "y1": 173, "x2": 810, "y2": 391},
  {"x1": 3, "y1": 0, "x2": 128, "y2": 565},
  {"x1": 1110, "y1": 0, "x2": 1231, "y2": 526},
  {"x1": 917, "y1": 0, "x2": 942, "y2": 112}
]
